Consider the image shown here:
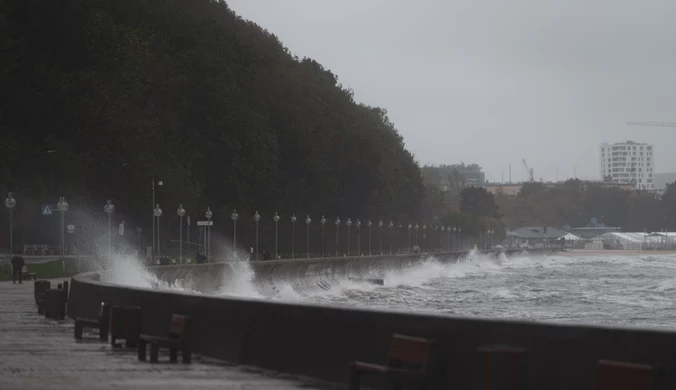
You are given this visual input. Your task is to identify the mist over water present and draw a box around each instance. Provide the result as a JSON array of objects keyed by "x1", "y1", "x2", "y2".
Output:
[{"x1": 101, "y1": 250, "x2": 676, "y2": 329}]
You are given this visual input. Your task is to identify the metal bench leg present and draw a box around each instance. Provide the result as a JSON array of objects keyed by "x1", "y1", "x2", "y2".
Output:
[
  {"x1": 150, "y1": 344, "x2": 159, "y2": 363},
  {"x1": 137, "y1": 340, "x2": 147, "y2": 361}
]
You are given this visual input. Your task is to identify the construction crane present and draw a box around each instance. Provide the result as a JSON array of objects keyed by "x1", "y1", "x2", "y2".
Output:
[
  {"x1": 627, "y1": 121, "x2": 676, "y2": 128},
  {"x1": 522, "y1": 159, "x2": 534, "y2": 182}
]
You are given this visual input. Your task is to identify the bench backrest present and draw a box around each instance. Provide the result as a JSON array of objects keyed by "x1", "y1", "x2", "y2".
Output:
[
  {"x1": 595, "y1": 360, "x2": 654, "y2": 390},
  {"x1": 387, "y1": 333, "x2": 434, "y2": 371},
  {"x1": 168, "y1": 314, "x2": 189, "y2": 340}
]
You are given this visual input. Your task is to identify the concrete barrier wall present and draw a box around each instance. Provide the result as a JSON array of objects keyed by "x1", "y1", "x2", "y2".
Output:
[
  {"x1": 147, "y1": 249, "x2": 549, "y2": 295},
  {"x1": 68, "y1": 250, "x2": 676, "y2": 390}
]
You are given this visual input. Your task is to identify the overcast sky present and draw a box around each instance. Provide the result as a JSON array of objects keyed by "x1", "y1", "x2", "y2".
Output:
[{"x1": 227, "y1": 0, "x2": 676, "y2": 183}]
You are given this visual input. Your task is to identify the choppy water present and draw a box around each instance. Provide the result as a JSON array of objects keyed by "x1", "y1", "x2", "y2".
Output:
[
  {"x1": 106, "y1": 251, "x2": 676, "y2": 329},
  {"x1": 269, "y1": 251, "x2": 676, "y2": 329}
]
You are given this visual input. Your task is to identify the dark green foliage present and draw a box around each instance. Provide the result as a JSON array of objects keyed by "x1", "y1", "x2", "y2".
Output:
[{"x1": 0, "y1": 0, "x2": 426, "y2": 246}]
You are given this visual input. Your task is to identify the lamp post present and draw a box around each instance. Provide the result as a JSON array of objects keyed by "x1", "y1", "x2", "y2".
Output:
[
  {"x1": 346, "y1": 218, "x2": 352, "y2": 256},
  {"x1": 273, "y1": 212, "x2": 280, "y2": 259},
  {"x1": 305, "y1": 215, "x2": 311, "y2": 258},
  {"x1": 253, "y1": 211, "x2": 261, "y2": 261},
  {"x1": 230, "y1": 209, "x2": 238, "y2": 256},
  {"x1": 57, "y1": 197, "x2": 69, "y2": 257},
  {"x1": 407, "y1": 223, "x2": 412, "y2": 251},
  {"x1": 104, "y1": 200, "x2": 115, "y2": 256},
  {"x1": 151, "y1": 179, "x2": 163, "y2": 260},
  {"x1": 320, "y1": 215, "x2": 326, "y2": 257},
  {"x1": 5, "y1": 193, "x2": 16, "y2": 255},
  {"x1": 388, "y1": 221, "x2": 394, "y2": 254},
  {"x1": 415, "y1": 223, "x2": 419, "y2": 246},
  {"x1": 378, "y1": 220, "x2": 383, "y2": 255},
  {"x1": 205, "y1": 207, "x2": 213, "y2": 262},
  {"x1": 368, "y1": 219, "x2": 373, "y2": 256},
  {"x1": 335, "y1": 217, "x2": 341, "y2": 256},
  {"x1": 458, "y1": 227, "x2": 462, "y2": 250},
  {"x1": 177, "y1": 204, "x2": 186, "y2": 263},
  {"x1": 423, "y1": 224, "x2": 427, "y2": 253},
  {"x1": 291, "y1": 214, "x2": 297, "y2": 259},
  {"x1": 153, "y1": 204, "x2": 162, "y2": 259},
  {"x1": 452, "y1": 226, "x2": 456, "y2": 251},
  {"x1": 356, "y1": 219, "x2": 362, "y2": 255}
]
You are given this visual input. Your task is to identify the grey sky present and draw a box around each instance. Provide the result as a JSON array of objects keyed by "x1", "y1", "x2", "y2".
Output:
[{"x1": 227, "y1": 0, "x2": 676, "y2": 183}]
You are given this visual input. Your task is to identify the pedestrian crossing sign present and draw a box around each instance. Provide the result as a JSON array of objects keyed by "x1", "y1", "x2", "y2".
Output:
[{"x1": 42, "y1": 205, "x2": 52, "y2": 216}]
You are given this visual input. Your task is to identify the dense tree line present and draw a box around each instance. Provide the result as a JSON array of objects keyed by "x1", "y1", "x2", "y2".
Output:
[
  {"x1": 0, "y1": 0, "x2": 436, "y2": 252},
  {"x1": 497, "y1": 180, "x2": 676, "y2": 232}
]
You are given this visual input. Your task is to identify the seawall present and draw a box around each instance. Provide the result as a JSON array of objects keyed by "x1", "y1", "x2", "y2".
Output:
[{"x1": 66, "y1": 248, "x2": 676, "y2": 389}]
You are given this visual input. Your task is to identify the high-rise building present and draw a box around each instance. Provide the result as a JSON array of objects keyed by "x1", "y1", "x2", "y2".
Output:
[{"x1": 599, "y1": 141, "x2": 654, "y2": 190}]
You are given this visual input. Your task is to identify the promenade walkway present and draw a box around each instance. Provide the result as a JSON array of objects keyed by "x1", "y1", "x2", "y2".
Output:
[{"x1": 0, "y1": 279, "x2": 340, "y2": 390}]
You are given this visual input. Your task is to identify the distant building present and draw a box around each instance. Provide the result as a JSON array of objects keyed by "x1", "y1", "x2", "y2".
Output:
[
  {"x1": 599, "y1": 140, "x2": 654, "y2": 190},
  {"x1": 429, "y1": 163, "x2": 485, "y2": 191},
  {"x1": 484, "y1": 181, "x2": 634, "y2": 197}
]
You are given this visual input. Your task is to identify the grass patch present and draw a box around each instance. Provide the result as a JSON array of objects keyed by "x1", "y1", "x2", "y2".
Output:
[{"x1": 0, "y1": 258, "x2": 82, "y2": 281}]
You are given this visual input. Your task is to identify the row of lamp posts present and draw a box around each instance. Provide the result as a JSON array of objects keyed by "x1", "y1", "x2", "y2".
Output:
[{"x1": 2, "y1": 192, "x2": 476, "y2": 261}]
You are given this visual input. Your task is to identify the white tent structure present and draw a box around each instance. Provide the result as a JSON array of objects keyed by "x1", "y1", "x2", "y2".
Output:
[
  {"x1": 584, "y1": 232, "x2": 676, "y2": 250},
  {"x1": 562, "y1": 233, "x2": 582, "y2": 241}
]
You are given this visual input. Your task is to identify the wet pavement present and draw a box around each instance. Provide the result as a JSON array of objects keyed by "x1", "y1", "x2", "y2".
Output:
[{"x1": 0, "y1": 279, "x2": 342, "y2": 389}]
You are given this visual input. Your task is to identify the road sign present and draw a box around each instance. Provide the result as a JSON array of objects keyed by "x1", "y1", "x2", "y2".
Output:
[
  {"x1": 137, "y1": 227, "x2": 143, "y2": 233},
  {"x1": 67, "y1": 225, "x2": 75, "y2": 234},
  {"x1": 197, "y1": 220, "x2": 213, "y2": 226},
  {"x1": 187, "y1": 216, "x2": 191, "y2": 226},
  {"x1": 119, "y1": 221, "x2": 125, "y2": 235},
  {"x1": 42, "y1": 205, "x2": 53, "y2": 216}
]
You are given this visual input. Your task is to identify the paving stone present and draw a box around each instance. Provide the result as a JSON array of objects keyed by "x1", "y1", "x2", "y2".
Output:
[{"x1": 0, "y1": 279, "x2": 340, "y2": 390}]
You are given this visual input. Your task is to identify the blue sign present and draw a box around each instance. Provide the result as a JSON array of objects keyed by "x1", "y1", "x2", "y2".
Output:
[
  {"x1": 42, "y1": 205, "x2": 52, "y2": 216},
  {"x1": 137, "y1": 227, "x2": 143, "y2": 233}
]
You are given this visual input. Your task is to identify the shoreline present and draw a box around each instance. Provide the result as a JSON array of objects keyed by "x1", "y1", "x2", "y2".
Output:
[{"x1": 552, "y1": 249, "x2": 676, "y2": 256}]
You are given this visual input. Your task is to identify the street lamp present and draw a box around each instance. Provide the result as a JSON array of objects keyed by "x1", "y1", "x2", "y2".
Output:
[
  {"x1": 441, "y1": 226, "x2": 446, "y2": 251},
  {"x1": 230, "y1": 209, "x2": 238, "y2": 256},
  {"x1": 320, "y1": 215, "x2": 326, "y2": 257},
  {"x1": 423, "y1": 224, "x2": 427, "y2": 253},
  {"x1": 153, "y1": 204, "x2": 162, "y2": 259},
  {"x1": 356, "y1": 219, "x2": 362, "y2": 255},
  {"x1": 378, "y1": 220, "x2": 383, "y2": 255},
  {"x1": 205, "y1": 207, "x2": 213, "y2": 261},
  {"x1": 151, "y1": 179, "x2": 163, "y2": 260},
  {"x1": 57, "y1": 197, "x2": 69, "y2": 257},
  {"x1": 388, "y1": 221, "x2": 394, "y2": 254},
  {"x1": 177, "y1": 204, "x2": 186, "y2": 263},
  {"x1": 407, "y1": 223, "x2": 412, "y2": 251},
  {"x1": 335, "y1": 217, "x2": 341, "y2": 256},
  {"x1": 4, "y1": 193, "x2": 16, "y2": 255},
  {"x1": 305, "y1": 215, "x2": 311, "y2": 258},
  {"x1": 291, "y1": 214, "x2": 297, "y2": 259},
  {"x1": 415, "y1": 223, "x2": 419, "y2": 246},
  {"x1": 104, "y1": 200, "x2": 115, "y2": 256},
  {"x1": 273, "y1": 212, "x2": 280, "y2": 259},
  {"x1": 346, "y1": 218, "x2": 352, "y2": 256},
  {"x1": 458, "y1": 227, "x2": 462, "y2": 250},
  {"x1": 368, "y1": 219, "x2": 373, "y2": 256},
  {"x1": 253, "y1": 211, "x2": 261, "y2": 261},
  {"x1": 451, "y1": 226, "x2": 456, "y2": 251}
]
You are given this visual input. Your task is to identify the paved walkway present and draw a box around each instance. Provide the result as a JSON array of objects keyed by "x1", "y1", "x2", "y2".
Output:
[{"x1": 0, "y1": 279, "x2": 341, "y2": 389}]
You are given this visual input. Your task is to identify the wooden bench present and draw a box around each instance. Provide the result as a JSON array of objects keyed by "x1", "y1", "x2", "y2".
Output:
[
  {"x1": 74, "y1": 302, "x2": 110, "y2": 341},
  {"x1": 475, "y1": 344, "x2": 527, "y2": 390},
  {"x1": 34, "y1": 280, "x2": 51, "y2": 305},
  {"x1": 43, "y1": 289, "x2": 68, "y2": 320},
  {"x1": 349, "y1": 333, "x2": 435, "y2": 390},
  {"x1": 138, "y1": 314, "x2": 191, "y2": 363},
  {"x1": 595, "y1": 360, "x2": 655, "y2": 390},
  {"x1": 110, "y1": 306, "x2": 143, "y2": 348}
]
